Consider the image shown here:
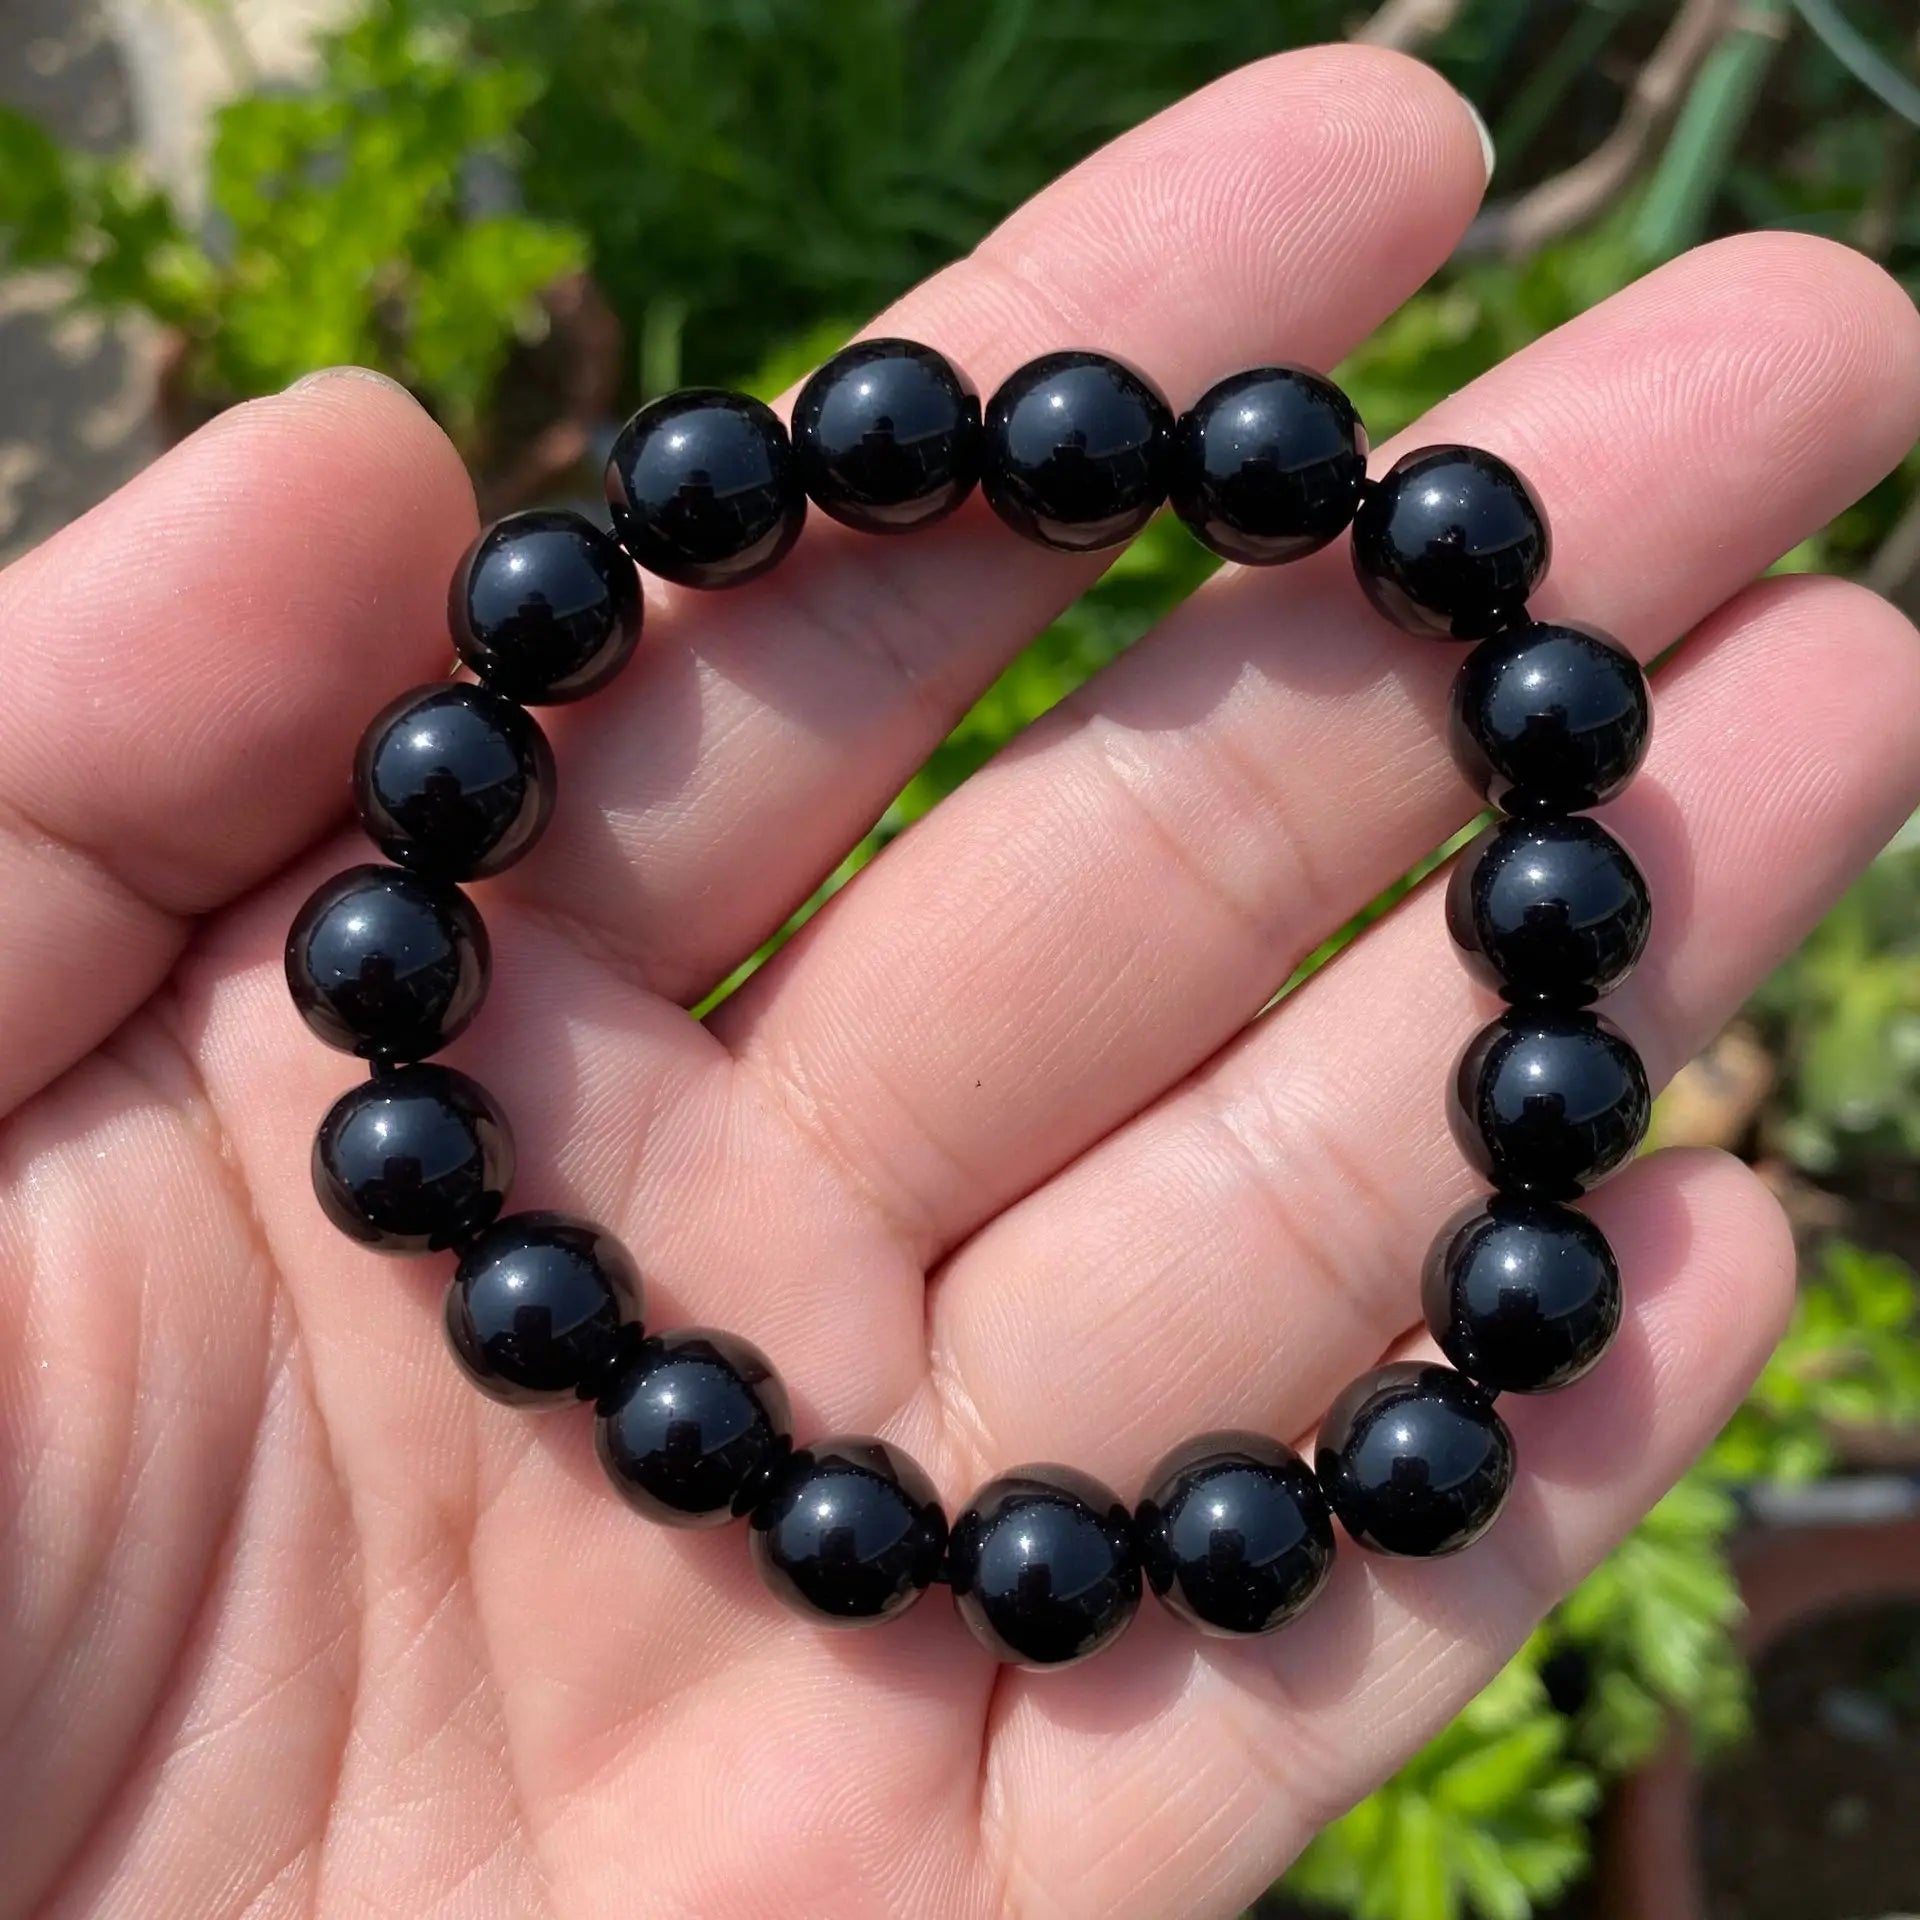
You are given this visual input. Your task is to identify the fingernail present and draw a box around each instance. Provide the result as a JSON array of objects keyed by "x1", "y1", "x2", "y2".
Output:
[
  {"x1": 1460, "y1": 93, "x2": 1496, "y2": 185},
  {"x1": 285, "y1": 364, "x2": 417, "y2": 401}
]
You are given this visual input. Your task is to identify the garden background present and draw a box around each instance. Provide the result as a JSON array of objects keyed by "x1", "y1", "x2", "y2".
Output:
[{"x1": 3, "y1": 1, "x2": 1919, "y2": 1915}]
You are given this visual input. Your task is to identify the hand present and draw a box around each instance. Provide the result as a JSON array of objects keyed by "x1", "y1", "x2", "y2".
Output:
[{"x1": 5, "y1": 44, "x2": 1918, "y2": 1920}]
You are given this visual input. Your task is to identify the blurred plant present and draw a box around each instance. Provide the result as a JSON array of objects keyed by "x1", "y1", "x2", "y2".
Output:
[
  {"x1": 1749, "y1": 830, "x2": 1920, "y2": 1174},
  {"x1": 0, "y1": 0, "x2": 582, "y2": 450},
  {"x1": 423, "y1": 0, "x2": 1352, "y2": 393},
  {"x1": 1282, "y1": 1235, "x2": 1920, "y2": 1920},
  {"x1": 1285, "y1": 1653, "x2": 1599, "y2": 1920},
  {"x1": 1713, "y1": 1237, "x2": 1920, "y2": 1481},
  {"x1": 1545, "y1": 1478, "x2": 1750, "y2": 1774}
]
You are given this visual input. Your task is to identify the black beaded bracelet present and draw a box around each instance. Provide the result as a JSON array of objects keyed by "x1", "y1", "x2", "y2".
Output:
[{"x1": 285, "y1": 338, "x2": 1652, "y2": 1669}]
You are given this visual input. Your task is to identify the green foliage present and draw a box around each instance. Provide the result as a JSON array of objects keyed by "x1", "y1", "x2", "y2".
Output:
[
  {"x1": 1547, "y1": 1480, "x2": 1750, "y2": 1772},
  {"x1": 1287, "y1": 1238, "x2": 1920, "y2": 1919},
  {"x1": 424, "y1": 0, "x2": 1348, "y2": 391},
  {"x1": 0, "y1": 111, "x2": 216, "y2": 331},
  {"x1": 1711, "y1": 1237, "x2": 1920, "y2": 1484},
  {"x1": 1630, "y1": 1, "x2": 1791, "y2": 262},
  {"x1": 1287, "y1": 1652, "x2": 1599, "y2": 1920},
  {"x1": 1750, "y1": 832, "x2": 1920, "y2": 1174},
  {"x1": 0, "y1": 0, "x2": 583, "y2": 448}
]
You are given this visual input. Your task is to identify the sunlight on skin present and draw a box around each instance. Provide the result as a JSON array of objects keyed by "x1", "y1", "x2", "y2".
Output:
[{"x1": 1, "y1": 43, "x2": 1919, "y2": 1920}]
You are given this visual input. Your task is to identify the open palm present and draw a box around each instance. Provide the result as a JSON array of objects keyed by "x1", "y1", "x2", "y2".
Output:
[{"x1": 7, "y1": 46, "x2": 1920, "y2": 1920}]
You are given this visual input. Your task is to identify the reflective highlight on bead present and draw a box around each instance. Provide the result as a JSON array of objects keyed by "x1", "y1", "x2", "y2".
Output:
[
  {"x1": 1136, "y1": 1432, "x2": 1335, "y2": 1636},
  {"x1": 605, "y1": 389, "x2": 806, "y2": 589},
  {"x1": 354, "y1": 682, "x2": 555, "y2": 881},
  {"x1": 1449, "y1": 620, "x2": 1651, "y2": 814},
  {"x1": 1351, "y1": 445, "x2": 1549, "y2": 640},
  {"x1": 285, "y1": 864, "x2": 489, "y2": 1063},
  {"x1": 1447, "y1": 814, "x2": 1652, "y2": 1007},
  {"x1": 595, "y1": 1329, "x2": 792, "y2": 1527},
  {"x1": 1170, "y1": 366, "x2": 1367, "y2": 565},
  {"x1": 445, "y1": 1211, "x2": 641, "y2": 1405},
  {"x1": 981, "y1": 351, "x2": 1174, "y2": 552},
  {"x1": 1422, "y1": 1194, "x2": 1621, "y2": 1395},
  {"x1": 749, "y1": 1437, "x2": 948, "y2": 1625},
  {"x1": 1450, "y1": 1007, "x2": 1652, "y2": 1199},
  {"x1": 450, "y1": 508, "x2": 641, "y2": 704},
  {"x1": 948, "y1": 1466, "x2": 1141, "y2": 1667},
  {"x1": 1315, "y1": 1363, "x2": 1515, "y2": 1557},
  {"x1": 311, "y1": 1063, "x2": 514, "y2": 1253},
  {"x1": 791, "y1": 338, "x2": 981, "y2": 533}
]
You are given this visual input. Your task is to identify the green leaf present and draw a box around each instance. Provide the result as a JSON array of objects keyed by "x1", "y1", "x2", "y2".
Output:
[
  {"x1": 1282, "y1": 1650, "x2": 1594, "y2": 1920},
  {"x1": 1372, "y1": 1796, "x2": 1452, "y2": 1920}
]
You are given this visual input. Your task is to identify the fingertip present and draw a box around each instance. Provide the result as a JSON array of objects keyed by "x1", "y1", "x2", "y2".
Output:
[
  {"x1": 1684, "y1": 228, "x2": 1920, "y2": 370},
  {"x1": 1585, "y1": 1145, "x2": 1797, "y2": 1391},
  {"x1": 947, "y1": 42, "x2": 1492, "y2": 390},
  {"x1": 282, "y1": 363, "x2": 421, "y2": 402},
  {"x1": 1166, "y1": 44, "x2": 1494, "y2": 304},
  {"x1": 0, "y1": 367, "x2": 479, "y2": 915},
  {"x1": 1681, "y1": 570, "x2": 1920, "y2": 748},
  {"x1": 250, "y1": 363, "x2": 478, "y2": 530},
  {"x1": 1635, "y1": 232, "x2": 1920, "y2": 487}
]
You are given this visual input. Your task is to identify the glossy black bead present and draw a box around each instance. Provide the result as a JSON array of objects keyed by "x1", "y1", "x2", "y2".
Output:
[
  {"x1": 285, "y1": 864, "x2": 489, "y2": 1064},
  {"x1": 1447, "y1": 814, "x2": 1651, "y2": 1007},
  {"x1": 444, "y1": 1211, "x2": 642, "y2": 1406},
  {"x1": 312, "y1": 1064, "x2": 513, "y2": 1253},
  {"x1": 1422, "y1": 1194, "x2": 1621, "y2": 1395},
  {"x1": 749, "y1": 1437, "x2": 948, "y2": 1626},
  {"x1": 1449, "y1": 620, "x2": 1651, "y2": 813},
  {"x1": 354, "y1": 681, "x2": 556, "y2": 881},
  {"x1": 947, "y1": 1465, "x2": 1140, "y2": 1668},
  {"x1": 1450, "y1": 1008, "x2": 1652, "y2": 1200},
  {"x1": 450, "y1": 508, "x2": 641, "y2": 704},
  {"x1": 1136, "y1": 1432, "x2": 1335, "y2": 1637},
  {"x1": 791, "y1": 339, "x2": 981, "y2": 534},
  {"x1": 1315, "y1": 1362, "x2": 1515, "y2": 1557},
  {"x1": 1170, "y1": 366, "x2": 1368, "y2": 565},
  {"x1": 1350, "y1": 444, "x2": 1549, "y2": 640},
  {"x1": 605, "y1": 388, "x2": 806, "y2": 589},
  {"x1": 981, "y1": 351, "x2": 1174, "y2": 553},
  {"x1": 595, "y1": 1329, "x2": 791, "y2": 1527}
]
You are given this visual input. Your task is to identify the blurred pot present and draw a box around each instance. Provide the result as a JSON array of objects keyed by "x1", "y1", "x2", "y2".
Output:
[{"x1": 1596, "y1": 1481, "x2": 1920, "y2": 1920}]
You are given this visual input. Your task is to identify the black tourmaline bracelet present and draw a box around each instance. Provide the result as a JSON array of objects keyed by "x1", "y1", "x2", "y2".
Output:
[{"x1": 285, "y1": 341, "x2": 1652, "y2": 1669}]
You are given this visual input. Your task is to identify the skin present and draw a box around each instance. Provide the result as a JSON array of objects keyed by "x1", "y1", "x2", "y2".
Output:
[{"x1": 2, "y1": 43, "x2": 1919, "y2": 1920}]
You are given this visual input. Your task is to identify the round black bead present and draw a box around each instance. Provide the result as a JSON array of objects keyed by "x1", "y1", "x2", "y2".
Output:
[
  {"x1": 980, "y1": 351, "x2": 1174, "y2": 553},
  {"x1": 1449, "y1": 620, "x2": 1651, "y2": 814},
  {"x1": 1350, "y1": 444, "x2": 1549, "y2": 640},
  {"x1": 1447, "y1": 814, "x2": 1652, "y2": 1007},
  {"x1": 605, "y1": 388, "x2": 806, "y2": 589},
  {"x1": 1315, "y1": 1362, "x2": 1515, "y2": 1557},
  {"x1": 312, "y1": 1063, "x2": 513, "y2": 1254},
  {"x1": 444, "y1": 1211, "x2": 642, "y2": 1405},
  {"x1": 450, "y1": 508, "x2": 641, "y2": 704},
  {"x1": 354, "y1": 682, "x2": 556, "y2": 881},
  {"x1": 1170, "y1": 366, "x2": 1368, "y2": 565},
  {"x1": 1450, "y1": 1008, "x2": 1652, "y2": 1200},
  {"x1": 285, "y1": 864, "x2": 489, "y2": 1064},
  {"x1": 595, "y1": 1329, "x2": 791, "y2": 1527},
  {"x1": 791, "y1": 339, "x2": 981, "y2": 534},
  {"x1": 947, "y1": 1465, "x2": 1140, "y2": 1668},
  {"x1": 1422, "y1": 1194, "x2": 1621, "y2": 1395},
  {"x1": 1136, "y1": 1431, "x2": 1335, "y2": 1637},
  {"x1": 749, "y1": 1437, "x2": 948, "y2": 1626}
]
